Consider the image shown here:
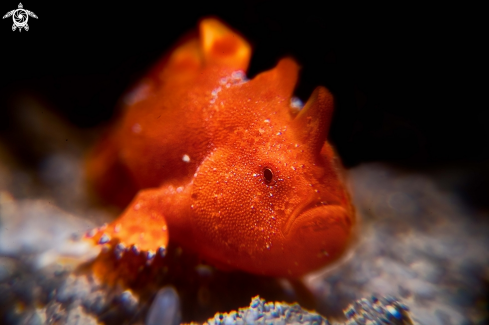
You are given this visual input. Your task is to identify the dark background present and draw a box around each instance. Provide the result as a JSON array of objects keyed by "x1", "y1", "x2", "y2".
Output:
[{"x1": 0, "y1": 2, "x2": 486, "y2": 208}]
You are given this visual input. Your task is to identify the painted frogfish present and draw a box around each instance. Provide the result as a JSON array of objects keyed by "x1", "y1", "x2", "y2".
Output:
[{"x1": 85, "y1": 18, "x2": 355, "y2": 278}]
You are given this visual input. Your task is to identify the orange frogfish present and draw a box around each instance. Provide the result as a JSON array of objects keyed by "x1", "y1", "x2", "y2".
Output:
[{"x1": 85, "y1": 18, "x2": 355, "y2": 278}]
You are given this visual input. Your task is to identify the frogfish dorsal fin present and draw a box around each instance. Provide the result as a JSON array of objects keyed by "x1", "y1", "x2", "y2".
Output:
[
  {"x1": 250, "y1": 57, "x2": 300, "y2": 101},
  {"x1": 291, "y1": 86, "x2": 334, "y2": 153},
  {"x1": 199, "y1": 18, "x2": 251, "y2": 71}
]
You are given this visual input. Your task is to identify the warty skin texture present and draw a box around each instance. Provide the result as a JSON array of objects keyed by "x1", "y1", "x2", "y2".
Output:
[{"x1": 86, "y1": 18, "x2": 355, "y2": 277}]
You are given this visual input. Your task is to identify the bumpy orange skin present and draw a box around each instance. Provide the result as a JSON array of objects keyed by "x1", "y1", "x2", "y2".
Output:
[{"x1": 86, "y1": 18, "x2": 355, "y2": 277}]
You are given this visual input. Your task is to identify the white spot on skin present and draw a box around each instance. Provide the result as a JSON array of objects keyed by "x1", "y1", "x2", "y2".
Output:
[
  {"x1": 211, "y1": 87, "x2": 221, "y2": 97},
  {"x1": 134, "y1": 203, "x2": 141, "y2": 210},
  {"x1": 264, "y1": 119, "x2": 270, "y2": 123},
  {"x1": 210, "y1": 87, "x2": 222, "y2": 105},
  {"x1": 124, "y1": 82, "x2": 151, "y2": 106},
  {"x1": 231, "y1": 71, "x2": 247, "y2": 82},
  {"x1": 217, "y1": 72, "x2": 248, "y2": 91},
  {"x1": 132, "y1": 123, "x2": 142, "y2": 134},
  {"x1": 176, "y1": 186, "x2": 183, "y2": 193},
  {"x1": 182, "y1": 154, "x2": 190, "y2": 163},
  {"x1": 114, "y1": 223, "x2": 121, "y2": 233},
  {"x1": 290, "y1": 97, "x2": 304, "y2": 110}
]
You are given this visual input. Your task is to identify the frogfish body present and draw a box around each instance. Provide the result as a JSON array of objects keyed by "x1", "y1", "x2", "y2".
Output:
[{"x1": 86, "y1": 18, "x2": 355, "y2": 277}]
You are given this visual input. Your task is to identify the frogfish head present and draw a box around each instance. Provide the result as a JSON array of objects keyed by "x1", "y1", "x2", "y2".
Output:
[{"x1": 190, "y1": 57, "x2": 355, "y2": 277}]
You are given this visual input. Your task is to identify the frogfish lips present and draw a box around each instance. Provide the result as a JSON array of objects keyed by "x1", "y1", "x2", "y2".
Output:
[
  {"x1": 283, "y1": 195, "x2": 347, "y2": 235},
  {"x1": 280, "y1": 196, "x2": 352, "y2": 272}
]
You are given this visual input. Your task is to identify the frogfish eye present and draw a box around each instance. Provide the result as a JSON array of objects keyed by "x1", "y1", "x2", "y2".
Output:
[{"x1": 263, "y1": 167, "x2": 273, "y2": 184}]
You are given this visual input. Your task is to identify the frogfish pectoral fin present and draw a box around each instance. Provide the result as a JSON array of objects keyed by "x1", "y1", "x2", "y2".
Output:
[{"x1": 85, "y1": 190, "x2": 170, "y2": 259}]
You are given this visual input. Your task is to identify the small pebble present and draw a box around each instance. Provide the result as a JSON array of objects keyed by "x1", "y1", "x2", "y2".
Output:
[{"x1": 146, "y1": 286, "x2": 181, "y2": 325}]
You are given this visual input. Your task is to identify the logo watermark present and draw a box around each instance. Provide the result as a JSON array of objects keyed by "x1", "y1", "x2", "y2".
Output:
[{"x1": 3, "y1": 3, "x2": 37, "y2": 32}]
